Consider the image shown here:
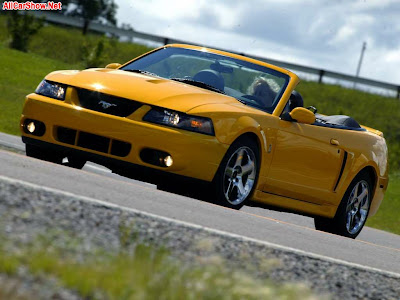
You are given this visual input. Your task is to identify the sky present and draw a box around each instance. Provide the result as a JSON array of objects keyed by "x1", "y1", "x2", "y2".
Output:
[{"x1": 114, "y1": 0, "x2": 400, "y2": 86}]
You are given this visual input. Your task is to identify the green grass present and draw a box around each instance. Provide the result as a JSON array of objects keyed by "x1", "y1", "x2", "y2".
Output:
[
  {"x1": 0, "y1": 46, "x2": 81, "y2": 135},
  {"x1": 28, "y1": 23, "x2": 152, "y2": 66},
  {"x1": 0, "y1": 15, "x2": 152, "y2": 67},
  {"x1": 0, "y1": 236, "x2": 318, "y2": 300}
]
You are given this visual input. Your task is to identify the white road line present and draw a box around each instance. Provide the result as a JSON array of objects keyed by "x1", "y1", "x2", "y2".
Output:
[{"x1": 0, "y1": 174, "x2": 399, "y2": 279}]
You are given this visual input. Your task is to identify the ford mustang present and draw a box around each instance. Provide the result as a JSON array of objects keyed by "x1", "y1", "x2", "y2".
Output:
[{"x1": 20, "y1": 44, "x2": 388, "y2": 238}]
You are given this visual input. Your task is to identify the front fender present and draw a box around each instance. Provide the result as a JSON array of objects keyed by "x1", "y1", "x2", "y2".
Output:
[
  {"x1": 216, "y1": 115, "x2": 266, "y2": 149},
  {"x1": 188, "y1": 104, "x2": 267, "y2": 151}
]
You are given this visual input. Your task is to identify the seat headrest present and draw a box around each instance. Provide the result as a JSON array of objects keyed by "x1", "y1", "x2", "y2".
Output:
[
  {"x1": 289, "y1": 90, "x2": 303, "y2": 111},
  {"x1": 193, "y1": 69, "x2": 224, "y2": 92}
]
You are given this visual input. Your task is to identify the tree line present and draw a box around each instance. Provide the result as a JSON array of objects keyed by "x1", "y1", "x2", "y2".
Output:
[{"x1": 7, "y1": 0, "x2": 118, "y2": 52}]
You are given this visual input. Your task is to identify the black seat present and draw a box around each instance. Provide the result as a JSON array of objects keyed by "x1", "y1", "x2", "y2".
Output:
[
  {"x1": 315, "y1": 114, "x2": 361, "y2": 128},
  {"x1": 193, "y1": 69, "x2": 224, "y2": 92}
]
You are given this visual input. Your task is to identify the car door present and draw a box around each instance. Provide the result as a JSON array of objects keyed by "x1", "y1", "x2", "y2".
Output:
[{"x1": 263, "y1": 119, "x2": 344, "y2": 205}]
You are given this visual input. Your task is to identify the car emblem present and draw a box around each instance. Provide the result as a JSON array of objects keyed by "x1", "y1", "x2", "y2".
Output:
[{"x1": 98, "y1": 100, "x2": 117, "y2": 109}]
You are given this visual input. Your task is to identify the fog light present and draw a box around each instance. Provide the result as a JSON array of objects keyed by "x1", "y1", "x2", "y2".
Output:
[
  {"x1": 23, "y1": 119, "x2": 46, "y2": 136},
  {"x1": 164, "y1": 155, "x2": 173, "y2": 167},
  {"x1": 27, "y1": 122, "x2": 36, "y2": 133},
  {"x1": 140, "y1": 149, "x2": 172, "y2": 168}
]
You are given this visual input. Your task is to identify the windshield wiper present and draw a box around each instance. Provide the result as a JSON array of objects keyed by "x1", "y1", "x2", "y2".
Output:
[
  {"x1": 171, "y1": 78, "x2": 225, "y2": 94},
  {"x1": 124, "y1": 69, "x2": 160, "y2": 78}
]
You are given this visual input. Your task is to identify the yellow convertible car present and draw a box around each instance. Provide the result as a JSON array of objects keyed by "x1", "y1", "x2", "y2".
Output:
[{"x1": 20, "y1": 44, "x2": 388, "y2": 238}]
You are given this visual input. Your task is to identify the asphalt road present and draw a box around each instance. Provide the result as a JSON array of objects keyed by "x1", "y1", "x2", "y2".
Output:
[{"x1": 1, "y1": 132, "x2": 399, "y2": 275}]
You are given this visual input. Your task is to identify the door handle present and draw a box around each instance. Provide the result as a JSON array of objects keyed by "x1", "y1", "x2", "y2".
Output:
[{"x1": 330, "y1": 138, "x2": 339, "y2": 146}]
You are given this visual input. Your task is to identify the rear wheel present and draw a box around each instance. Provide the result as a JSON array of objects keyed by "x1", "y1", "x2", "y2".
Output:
[
  {"x1": 213, "y1": 137, "x2": 259, "y2": 209},
  {"x1": 314, "y1": 172, "x2": 373, "y2": 239}
]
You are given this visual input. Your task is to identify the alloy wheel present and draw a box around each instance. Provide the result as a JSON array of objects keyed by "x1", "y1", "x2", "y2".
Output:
[
  {"x1": 345, "y1": 180, "x2": 370, "y2": 235},
  {"x1": 223, "y1": 146, "x2": 256, "y2": 206}
]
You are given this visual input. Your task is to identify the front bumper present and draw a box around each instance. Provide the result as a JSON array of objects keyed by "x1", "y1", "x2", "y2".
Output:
[{"x1": 20, "y1": 93, "x2": 228, "y2": 182}]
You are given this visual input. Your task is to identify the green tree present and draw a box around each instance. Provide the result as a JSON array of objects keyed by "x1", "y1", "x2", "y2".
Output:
[
  {"x1": 68, "y1": 0, "x2": 118, "y2": 35},
  {"x1": 6, "y1": 12, "x2": 43, "y2": 52},
  {"x1": 82, "y1": 38, "x2": 109, "y2": 68}
]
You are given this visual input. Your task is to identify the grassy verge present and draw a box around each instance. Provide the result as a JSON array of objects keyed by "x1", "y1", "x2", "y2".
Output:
[
  {"x1": 28, "y1": 24, "x2": 152, "y2": 66},
  {"x1": 0, "y1": 235, "x2": 317, "y2": 300},
  {"x1": 0, "y1": 46, "x2": 81, "y2": 135},
  {"x1": 0, "y1": 15, "x2": 152, "y2": 66}
]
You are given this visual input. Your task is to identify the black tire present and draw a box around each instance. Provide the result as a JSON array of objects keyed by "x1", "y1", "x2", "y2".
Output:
[
  {"x1": 314, "y1": 171, "x2": 373, "y2": 239},
  {"x1": 213, "y1": 136, "x2": 259, "y2": 209},
  {"x1": 25, "y1": 144, "x2": 63, "y2": 164}
]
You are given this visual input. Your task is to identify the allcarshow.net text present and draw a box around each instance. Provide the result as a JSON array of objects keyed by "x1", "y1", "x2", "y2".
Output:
[{"x1": 2, "y1": 1, "x2": 62, "y2": 10}]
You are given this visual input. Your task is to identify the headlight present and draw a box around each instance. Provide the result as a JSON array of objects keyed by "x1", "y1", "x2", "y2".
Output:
[
  {"x1": 35, "y1": 80, "x2": 66, "y2": 100},
  {"x1": 143, "y1": 108, "x2": 214, "y2": 135}
]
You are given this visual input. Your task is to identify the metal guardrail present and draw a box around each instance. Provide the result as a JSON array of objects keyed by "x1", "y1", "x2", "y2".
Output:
[{"x1": 28, "y1": 11, "x2": 400, "y2": 98}]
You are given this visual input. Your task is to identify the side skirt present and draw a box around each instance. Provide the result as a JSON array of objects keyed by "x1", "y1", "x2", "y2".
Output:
[{"x1": 251, "y1": 190, "x2": 337, "y2": 218}]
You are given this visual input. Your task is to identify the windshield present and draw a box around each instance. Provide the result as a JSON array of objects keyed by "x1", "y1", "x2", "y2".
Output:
[{"x1": 121, "y1": 47, "x2": 290, "y2": 113}]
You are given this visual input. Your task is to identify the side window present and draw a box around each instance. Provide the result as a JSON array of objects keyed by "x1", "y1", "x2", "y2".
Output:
[{"x1": 282, "y1": 99, "x2": 290, "y2": 115}]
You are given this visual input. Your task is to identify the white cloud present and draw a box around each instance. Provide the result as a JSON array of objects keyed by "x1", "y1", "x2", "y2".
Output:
[
  {"x1": 331, "y1": 26, "x2": 356, "y2": 44},
  {"x1": 116, "y1": 0, "x2": 400, "y2": 85},
  {"x1": 384, "y1": 49, "x2": 400, "y2": 63},
  {"x1": 128, "y1": 0, "x2": 205, "y2": 20}
]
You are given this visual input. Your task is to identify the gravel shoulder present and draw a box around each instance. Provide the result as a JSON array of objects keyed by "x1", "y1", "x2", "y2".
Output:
[{"x1": 0, "y1": 176, "x2": 399, "y2": 299}]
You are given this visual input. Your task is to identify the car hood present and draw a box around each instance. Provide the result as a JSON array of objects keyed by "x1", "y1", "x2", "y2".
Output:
[{"x1": 45, "y1": 69, "x2": 237, "y2": 112}]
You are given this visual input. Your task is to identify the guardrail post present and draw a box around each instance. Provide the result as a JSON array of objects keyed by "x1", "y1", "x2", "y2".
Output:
[
  {"x1": 164, "y1": 38, "x2": 169, "y2": 45},
  {"x1": 318, "y1": 70, "x2": 325, "y2": 84},
  {"x1": 397, "y1": 86, "x2": 400, "y2": 99}
]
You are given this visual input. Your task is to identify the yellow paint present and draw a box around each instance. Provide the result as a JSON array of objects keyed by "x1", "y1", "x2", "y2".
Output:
[
  {"x1": 290, "y1": 107, "x2": 316, "y2": 124},
  {"x1": 20, "y1": 44, "x2": 388, "y2": 219}
]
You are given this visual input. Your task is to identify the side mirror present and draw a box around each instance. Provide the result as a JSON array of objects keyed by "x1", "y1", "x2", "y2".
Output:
[
  {"x1": 105, "y1": 63, "x2": 122, "y2": 69},
  {"x1": 289, "y1": 107, "x2": 316, "y2": 124}
]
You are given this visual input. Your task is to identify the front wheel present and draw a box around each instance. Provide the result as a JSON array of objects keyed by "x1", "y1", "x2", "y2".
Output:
[
  {"x1": 213, "y1": 137, "x2": 259, "y2": 209},
  {"x1": 314, "y1": 172, "x2": 373, "y2": 239}
]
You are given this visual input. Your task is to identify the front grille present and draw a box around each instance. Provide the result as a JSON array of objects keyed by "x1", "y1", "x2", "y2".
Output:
[
  {"x1": 56, "y1": 126, "x2": 131, "y2": 157},
  {"x1": 76, "y1": 88, "x2": 142, "y2": 117},
  {"x1": 57, "y1": 127, "x2": 76, "y2": 145},
  {"x1": 78, "y1": 131, "x2": 110, "y2": 153}
]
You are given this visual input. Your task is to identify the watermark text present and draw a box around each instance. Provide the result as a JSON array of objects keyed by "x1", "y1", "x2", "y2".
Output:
[{"x1": 2, "y1": 1, "x2": 62, "y2": 11}]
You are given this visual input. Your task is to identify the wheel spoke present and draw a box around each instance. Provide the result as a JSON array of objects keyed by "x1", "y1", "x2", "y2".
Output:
[
  {"x1": 234, "y1": 149, "x2": 245, "y2": 167},
  {"x1": 359, "y1": 209, "x2": 367, "y2": 221},
  {"x1": 241, "y1": 161, "x2": 254, "y2": 176},
  {"x1": 346, "y1": 199, "x2": 354, "y2": 212},
  {"x1": 236, "y1": 179, "x2": 246, "y2": 196},
  {"x1": 353, "y1": 182, "x2": 360, "y2": 197},
  {"x1": 358, "y1": 185, "x2": 368, "y2": 203},
  {"x1": 225, "y1": 167, "x2": 234, "y2": 178},
  {"x1": 347, "y1": 210, "x2": 356, "y2": 231},
  {"x1": 225, "y1": 180, "x2": 234, "y2": 199},
  {"x1": 347, "y1": 213, "x2": 353, "y2": 231}
]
